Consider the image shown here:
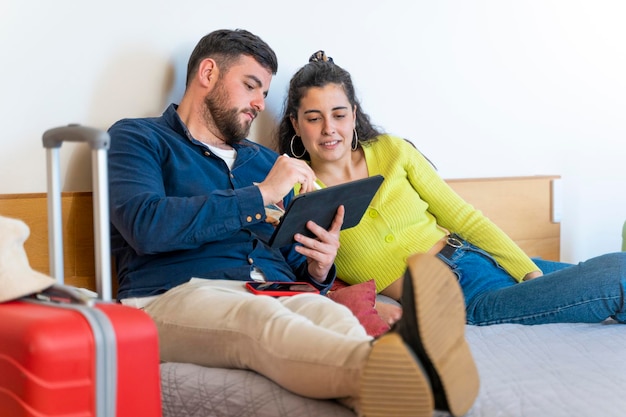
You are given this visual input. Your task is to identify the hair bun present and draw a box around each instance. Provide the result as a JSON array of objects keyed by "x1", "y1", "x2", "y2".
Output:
[{"x1": 309, "y1": 50, "x2": 333, "y2": 63}]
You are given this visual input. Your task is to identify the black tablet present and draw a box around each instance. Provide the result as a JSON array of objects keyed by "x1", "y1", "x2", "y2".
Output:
[{"x1": 268, "y1": 175, "x2": 384, "y2": 248}]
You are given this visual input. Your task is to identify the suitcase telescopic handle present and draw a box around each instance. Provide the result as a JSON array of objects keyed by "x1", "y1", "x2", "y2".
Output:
[
  {"x1": 42, "y1": 124, "x2": 110, "y2": 150},
  {"x1": 42, "y1": 124, "x2": 113, "y2": 302}
]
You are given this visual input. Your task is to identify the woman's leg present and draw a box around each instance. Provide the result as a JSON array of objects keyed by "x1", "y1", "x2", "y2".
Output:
[{"x1": 463, "y1": 252, "x2": 626, "y2": 325}]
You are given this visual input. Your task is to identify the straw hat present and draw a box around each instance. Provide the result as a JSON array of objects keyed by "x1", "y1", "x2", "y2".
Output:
[{"x1": 0, "y1": 215, "x2": 56, "y2": 303}]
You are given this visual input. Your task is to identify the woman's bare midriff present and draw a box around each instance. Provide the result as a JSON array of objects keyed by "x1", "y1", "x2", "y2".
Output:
[{"x1": 379, "y1": 235, "x2": 450, "y2": 302}]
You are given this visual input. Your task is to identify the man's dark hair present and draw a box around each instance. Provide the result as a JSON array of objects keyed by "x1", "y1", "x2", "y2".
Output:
[{"x1": 186, "y1": 29, "x2": 278, "y2": 87}]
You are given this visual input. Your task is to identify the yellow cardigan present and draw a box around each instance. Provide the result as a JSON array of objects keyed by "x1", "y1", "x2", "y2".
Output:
[{"x1": 326, "y1": 134, "x2": 538, "y2": 292}]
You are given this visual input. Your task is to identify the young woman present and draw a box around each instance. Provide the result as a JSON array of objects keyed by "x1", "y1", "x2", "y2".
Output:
[{"x1": 276, "y1": 50, "x2": 626, "y2": 326}]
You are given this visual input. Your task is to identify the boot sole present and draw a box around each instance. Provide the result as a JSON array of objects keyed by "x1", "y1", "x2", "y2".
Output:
[
  {"x1": 359, "y1": 332, "x2": 434, "y2": 417},
  {"x1": 407, "y1": 253, "x2": 480, "y2": 417}
]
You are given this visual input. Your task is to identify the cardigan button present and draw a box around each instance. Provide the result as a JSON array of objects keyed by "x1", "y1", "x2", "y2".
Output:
[
  {"x1": 385, "y1": 234, "x2": 394, "y2": 243},
  {"x1": 368, "y1": 209, "x2": 378, "y2": 218}
]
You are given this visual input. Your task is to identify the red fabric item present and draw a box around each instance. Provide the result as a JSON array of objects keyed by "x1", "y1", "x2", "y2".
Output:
[{"x1": 327, "y1": 279, "x2": 390, "y2": 337}]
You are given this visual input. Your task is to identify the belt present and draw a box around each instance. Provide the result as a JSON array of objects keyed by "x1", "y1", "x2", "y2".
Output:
[{"x1": 437, "y1": 234, "x2": 464, "y2": 260}]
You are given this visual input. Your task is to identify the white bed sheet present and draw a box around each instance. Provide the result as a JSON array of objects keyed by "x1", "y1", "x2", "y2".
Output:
[{"x1": 464, "y1": 320, "x2": 626, "y2": 417}]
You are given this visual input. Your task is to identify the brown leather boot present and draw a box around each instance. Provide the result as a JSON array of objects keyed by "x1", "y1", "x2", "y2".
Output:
[
  {"x1": 394, "y1": 253, "x2": 480, "y2": 417},
  {"x1": 359, "y1": 331, "x2": 434, "y2": 417}
]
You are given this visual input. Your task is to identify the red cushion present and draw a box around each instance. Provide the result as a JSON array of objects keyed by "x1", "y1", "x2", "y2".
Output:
[{"x1": 327, "y1": 279, "x2": 390, "y2": 337}]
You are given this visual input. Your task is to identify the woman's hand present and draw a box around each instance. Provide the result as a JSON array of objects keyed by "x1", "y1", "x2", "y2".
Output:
[
  {"x1": 523, "y1": 270, "x2": 543, "y2": 281},
  {"x1": 294, "y1": 205, "x2": 344, "y2": 283}
]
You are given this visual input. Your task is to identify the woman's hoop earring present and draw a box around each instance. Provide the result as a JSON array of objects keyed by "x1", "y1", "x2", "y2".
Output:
[
  {"x1": 351, "y1": 129, "x2": 359, "y2": 151},
  {"x1": 290, "y1": 135, "x2": 306, "y2": 159}
]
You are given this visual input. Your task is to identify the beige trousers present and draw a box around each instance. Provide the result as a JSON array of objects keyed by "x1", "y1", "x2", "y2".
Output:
[{"x1": 143, "y1": 279, "x2": 373, "y2": 399}]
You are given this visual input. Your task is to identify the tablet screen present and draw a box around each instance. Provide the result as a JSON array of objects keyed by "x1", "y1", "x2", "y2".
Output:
[{"x1": 268, "y1": 175, "x2": 384, "y2": 248}]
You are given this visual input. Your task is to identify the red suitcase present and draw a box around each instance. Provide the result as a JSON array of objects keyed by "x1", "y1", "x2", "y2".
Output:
[{"x1": 0, "y1": 125, "x2": 162, "y2": 417}]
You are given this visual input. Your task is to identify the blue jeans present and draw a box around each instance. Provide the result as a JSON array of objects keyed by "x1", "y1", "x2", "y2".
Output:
[{"x1": 435, "y1": 240, "x2": 626, "y2": 325}]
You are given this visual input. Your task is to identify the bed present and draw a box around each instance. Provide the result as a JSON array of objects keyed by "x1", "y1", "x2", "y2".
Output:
[{"x1": 3, "y1": 175, "x2": 626, "y2": 417}]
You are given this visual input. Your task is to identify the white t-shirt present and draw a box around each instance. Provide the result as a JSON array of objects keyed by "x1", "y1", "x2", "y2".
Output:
[{"x1": 205, "y1": 144, "x2": 237, "y2": 170}]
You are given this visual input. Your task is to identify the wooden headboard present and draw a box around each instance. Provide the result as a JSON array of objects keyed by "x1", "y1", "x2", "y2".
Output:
[
  {"x1": 0, "y1": 175, "x2": 560, "y2": 293},
  {"x1": 447, "y1": 176, "x2": 560, "y2": 261}
]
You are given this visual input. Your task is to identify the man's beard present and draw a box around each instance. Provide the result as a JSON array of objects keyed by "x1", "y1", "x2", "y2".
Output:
[{"x1": 203, "y1": 83, "x2": 256, "y2": 146}]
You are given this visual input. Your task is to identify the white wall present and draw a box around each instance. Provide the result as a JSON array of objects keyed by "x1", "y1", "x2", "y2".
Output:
[{"x1": 1, "y1": 0, "x2": 624, "y2": 262}]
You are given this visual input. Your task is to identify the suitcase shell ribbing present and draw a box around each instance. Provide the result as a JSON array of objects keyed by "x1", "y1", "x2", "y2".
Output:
[{"x1": 0, "y1": 300, "x2": 162, "y2": 417}]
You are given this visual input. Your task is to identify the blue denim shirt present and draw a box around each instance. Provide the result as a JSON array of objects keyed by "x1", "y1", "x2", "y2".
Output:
[{"x1": 108, "y1": 104, "x2": 335, "y2": 299}]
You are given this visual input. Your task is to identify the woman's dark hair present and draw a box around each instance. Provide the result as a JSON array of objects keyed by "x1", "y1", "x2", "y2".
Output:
[
  {"x1": 186, "y1": 29, "x2": 278, "y2": 87},
  {"x1": 277, "y1": 51, "x2": 382, "y2": 159}
]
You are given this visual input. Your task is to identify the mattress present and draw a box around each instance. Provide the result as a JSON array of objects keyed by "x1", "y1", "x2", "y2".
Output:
[
  {"x1": 160, "y1": 363, "x2": 355, "y2": 417},
  {"x1": 465, "y1": 320, "x2": 626, "y2": 417},
  {"x1": 161, "y1": 321, "x2": 626, "y2": 417}
]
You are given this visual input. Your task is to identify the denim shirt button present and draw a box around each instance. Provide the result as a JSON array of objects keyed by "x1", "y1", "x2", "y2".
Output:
[
  {"x1": 203, "y1": 151, "x2": 210, "y2": 157},
  {"x1": 246, "y1": 216, "x2": 252, "y2": 222},
  {"x1": 255, "y1": 213, "x2": 262, "y2": 220},
  {"x1": 248, "y1": 257, "x2": 254, "y2": 264}
]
